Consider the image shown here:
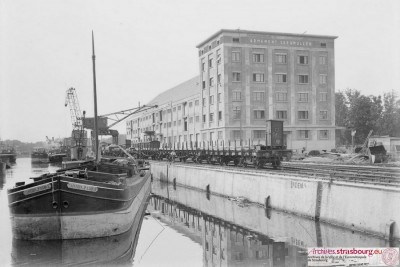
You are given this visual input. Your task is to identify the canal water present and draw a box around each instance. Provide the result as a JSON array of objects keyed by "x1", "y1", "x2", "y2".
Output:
[{"x1": 0, "y1": 158, "x2": 397, "y2": 266}]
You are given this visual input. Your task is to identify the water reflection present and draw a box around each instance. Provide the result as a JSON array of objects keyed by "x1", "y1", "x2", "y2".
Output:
[
  {"x1": 11, "y1": 214, "x2": 146, "y2": 267},
  {"x1": 0, "y1": 172, "x2": 5, "y2": 189},
  {"x1": 149, "y1": 180, "x2": 398, "y2": 267}
]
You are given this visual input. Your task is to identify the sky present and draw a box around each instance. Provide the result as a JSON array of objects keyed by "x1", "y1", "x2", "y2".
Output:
[{"x1": 1, "y1": 0, "x2": 399, "y2": 142}]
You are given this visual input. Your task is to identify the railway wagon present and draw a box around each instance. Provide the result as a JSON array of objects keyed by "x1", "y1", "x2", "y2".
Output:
[{"x1": 129, "y1": 120, "x2": 292, "y2": 169}]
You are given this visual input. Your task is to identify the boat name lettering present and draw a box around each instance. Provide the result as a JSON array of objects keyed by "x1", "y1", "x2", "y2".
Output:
[
  {"x1": 23, "y1": 183, "x2": 51, "y2": 195},
  {"x1": 67, "y1": 182, "x2": 98, "y2": 192}
]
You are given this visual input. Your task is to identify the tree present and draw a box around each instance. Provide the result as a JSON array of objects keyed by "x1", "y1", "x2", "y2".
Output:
[
  {"x1": 335, "y1": 91, "x2": 348, "y2": 127},
  {"x1": 335, "y1": 91, "x2": 350, "y2": 146},
  {"x1": 347, "y1": 93, "x2": 377, "y2": 144},
  {"x1": 381, "y1": 91, "x2": 400, "y2": 137},
  {"x1": 335, "y1": 88, "x2": 400, "y2": 146}
]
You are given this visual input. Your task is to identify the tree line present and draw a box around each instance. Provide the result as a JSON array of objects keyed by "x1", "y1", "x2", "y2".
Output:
[{"x1": 336, "y1": 89, "x2": 400, "y2": 146}]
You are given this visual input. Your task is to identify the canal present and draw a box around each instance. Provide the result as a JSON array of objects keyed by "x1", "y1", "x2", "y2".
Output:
[{"x1": 0, "y1": 158, "x2": 397, "y2": 266}]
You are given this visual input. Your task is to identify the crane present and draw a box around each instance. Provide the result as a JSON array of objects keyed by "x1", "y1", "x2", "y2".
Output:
[
  {"x1": 65, "y1": 87, "x2": 86, "y2": 160},
  {"x1": 65, "y1": 88, "x2": 82, "y2": 130}
]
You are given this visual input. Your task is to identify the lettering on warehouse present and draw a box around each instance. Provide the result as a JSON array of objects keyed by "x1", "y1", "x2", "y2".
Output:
[{"x1": 291, "y1": 181, "x2": 306, "y2": 189}]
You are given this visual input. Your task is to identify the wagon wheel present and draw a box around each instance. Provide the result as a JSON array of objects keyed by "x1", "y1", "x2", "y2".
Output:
[
  {"x1": 224, "y1": 158, "x2": 230, "y2": 166},
  {"x1": 272, "y1": 158, "x2": 281, "y2": 169},
  {"x1": 233, "y1": 158, "x2": 239, "y2": 166}
]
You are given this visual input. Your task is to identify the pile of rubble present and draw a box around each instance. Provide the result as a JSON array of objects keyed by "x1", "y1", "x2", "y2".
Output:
[{"x1": 292, "y1": 145, "x2": 399, "y2": 165}]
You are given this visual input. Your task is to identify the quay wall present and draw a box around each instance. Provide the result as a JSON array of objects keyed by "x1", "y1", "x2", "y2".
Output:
[
  {"x1": 151, "y1": 180, "x2": 393, "y2": 248},
  {"x1": 151, "y1": 162, "x2": 400, "y2": 240}
]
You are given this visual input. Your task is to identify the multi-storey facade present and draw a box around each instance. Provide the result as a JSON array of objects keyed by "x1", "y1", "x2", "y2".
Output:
[{"x1": 127, "y1": 29, "x2": 337, "y2": 151}]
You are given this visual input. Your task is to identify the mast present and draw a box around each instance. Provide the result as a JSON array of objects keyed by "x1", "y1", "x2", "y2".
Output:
[{"x1": 92, "y1": 31, "x2": 99, "y2": 162}]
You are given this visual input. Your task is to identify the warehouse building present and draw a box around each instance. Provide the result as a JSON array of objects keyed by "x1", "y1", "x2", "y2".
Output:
[{"x1": 126, "y1": 29, "x2": 337, "y2": 151}]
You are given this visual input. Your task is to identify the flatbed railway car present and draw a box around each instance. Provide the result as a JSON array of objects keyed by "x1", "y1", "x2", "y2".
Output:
[{"x1": 128, "y1": 120, "x2": 292, "y2": 169}]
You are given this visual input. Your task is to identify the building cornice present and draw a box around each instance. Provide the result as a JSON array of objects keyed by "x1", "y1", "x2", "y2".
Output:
[{"x1": 196, "y1": 29, "x2": 338, "y2": 48}]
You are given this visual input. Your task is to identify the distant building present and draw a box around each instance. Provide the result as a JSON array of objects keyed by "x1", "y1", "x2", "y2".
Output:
[{"x1": 127, "y1": 29, "x2": 337, "y2": 151}]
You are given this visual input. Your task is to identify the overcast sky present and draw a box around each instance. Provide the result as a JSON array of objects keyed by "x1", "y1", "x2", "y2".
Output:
[{"x1": 1, "y1": 0, "x2": 399, "y2": 142}]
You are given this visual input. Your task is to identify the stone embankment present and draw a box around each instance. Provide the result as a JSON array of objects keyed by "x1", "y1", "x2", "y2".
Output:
[{"x1": 151, "y1": 162, "x2": 400, "y2": 240}]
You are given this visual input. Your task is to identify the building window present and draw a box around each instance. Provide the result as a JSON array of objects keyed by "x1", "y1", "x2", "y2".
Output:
[
  {"x1": 232, "y1": 51, "x2": 240, "y2": 62},
  {"x1": 209, "y1": 113, "x2": 214, "y2": 122},
  {"x1": 217, "y1": 74, "x2": 221, "y2": 84},
  {"x1": 189, "y1": 102, "x2": 193, "y2": 107},
  {"x1": 218, "y1": 131, "x2": 223, "y2": 139},
  {"x1": 254, "y1": 110, "x2": 265, "y2": 119},
  {"x1": 217, "y1": 50, "x2": 221, "y2": 64},
  {"x1": 195, "y1": 100, "x2": 199, "y2": 106},
  {"x1": 276, "y1": 74, "x2": 287, "y2": 83},
  {"x1": 201, "y1": 62, "x2": 205, "y2": 71},
  {"x1": 320, "y1": 43, "x2": 327, "y2": 48},
  {"x1": 233, "y1": 38, "x2": 239, "y2": 43},
  {"x1": 189, "y1": 117, "x2": 193, "y2": 123},
  {"x1": 319, "y1": 110, "x2": 328, "y2": 120},
  {"x1": 195, "y1": 116, "x2": 199, "y2": 122},
  {"x1": 232, "y1": 72, "x2": 241, "y2": 82},
  {"x1": 233, "y1": 108, "x2": 241, "y2": 119},
  {"x1": 233, "y1": 130, "x2": 241, "y2": 139},
  {"x1": 209, "y1": 77, "x2": 214, "y2": 87},
  {"x1": 253, "y1": 130, "x2": 265, "y2": 139},
  {"x1": 202, "y1": 114, "x2": 206, "y2": 123},
  {"x1": 320, "y1": 130, "x2": 329, "y2": 139},
  {"x1": 298, "y1": 130, "x2": 310, "y2": 139},
  {"x1": 319, "y1": 92, "x2": 328, "y2": 101},
  {"x1": 209, "y1": 95, "x2": 214, "y2": 105},
  {"x1": 178, "y1": 120, "x2": 181, "y2": 126},
  {"x1": 232, "y1": 91, "x2": 242, "y2": 101},
  {"x1": 275, "y1": 92, "x2": 288, "y2": 102},
  {"x1": 276, "y1": 110, "x2": 287, "y2": 119},
  {"x1": 275, "y1": 53, "x2": 287, "y2": 64},
  {"x1": 253, "y1": 73, "x2": 265, "y2": 82},
  {"x1": 253, "y1": 92, "x2": 265, "y2": 101},
  {"x1": 218, "y1": 111, "x2": 222, "y2": 120},
  {"x1": 202, "y1": 80, "x2": 206, "y2": 89},
  {"x1": 202, "y1": 98, "x2": 206, "y2": 107},
  {"x1": 298, "y1": 111, "x2": 309, "y2": 120},
  {"x1": 298, "y1": 93, "x2": 309, "y2": 102},
  {"x1": 298, "y1": 75, "x2": 309, "y2": 84},
  {"x1": 217, "y1": 93, "x2": 221, "y2": 103},
  {"x1": 173, "y1": 107, "x2": 176, "y2": 112},
  {"x1": 253, "y1": 53, "x2": 264, "y2": 63},
  {"x1": 319, "y1": 55, "x2": 327, "y2": 65},
  {"x1": 208, "y1": 58, "x2": 213, "y2": 68},
  {"x1": 319, "y1": 74, "x2": 327, "y2": 84},
  {"x1": 297, "y1": 55, "x2": 309, "y2": 64},
  {"x1": 202, "y1": 132, "x2": 207, "y2": 141}
]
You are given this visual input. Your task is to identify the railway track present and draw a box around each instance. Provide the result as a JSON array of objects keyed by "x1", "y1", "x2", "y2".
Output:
[{"x1": 150, "y1": 159, "x2": 400, "y2": 187}]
